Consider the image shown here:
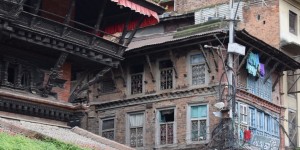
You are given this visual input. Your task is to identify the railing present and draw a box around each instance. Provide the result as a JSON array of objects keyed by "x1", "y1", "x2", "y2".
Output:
[{"x1": 0, "y1": 0, "x2": 125, "y2": 55}]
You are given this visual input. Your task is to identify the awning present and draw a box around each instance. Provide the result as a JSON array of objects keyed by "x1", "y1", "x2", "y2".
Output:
[
  {"x1": 105, "y1": 0, "x2": 160, "y2": 34},
  {"x1": 111, "y1": 0, "x2": 159, "y2": 21}
]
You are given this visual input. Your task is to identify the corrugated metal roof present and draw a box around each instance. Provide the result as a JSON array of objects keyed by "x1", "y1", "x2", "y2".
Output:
[{"x1": 127, "y1": 29, "x2": 227, "y2": 51}]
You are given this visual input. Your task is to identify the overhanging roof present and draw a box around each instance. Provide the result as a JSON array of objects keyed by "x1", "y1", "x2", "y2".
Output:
[{"x1": 126, "y1": 29, "x2": 300, "y2": 71}]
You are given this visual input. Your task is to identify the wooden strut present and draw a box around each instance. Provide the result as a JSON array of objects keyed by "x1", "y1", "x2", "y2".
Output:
[
  {"x1": 124, "y1": 16, "x2": 145, "y2": 47},
  {"x1": 169, "y1": 50, "x2": 178, "y2": 78},
  {"x1": 90, "y1": 0, "x2": 108, "y2": 46},
  {"x1": 119, "y1": 12, "x2": 133, "y2": 45},
  {"x1": 199, "y1": 44, "x2": 211, "y2": 73},
  {"x1": 68, "y1": 70, "x2": 89, "y2": 101},
  {"x1": 29, "y1": 0, "x2": 42, "y2": 27},
  {"x1": 42, "y1": 52, "x2": 68, "y2": 97},
  {"x1": 237, "y1": 48, "x2": 253, "y2": 74},
  {"x1": 61, "y1": 0, "x2": 75, "y2": 36},
  {"x1": 263, "y1": 62, "x2": 279, "y2": 84},
  {"x1": 119, "y1": 64, "x2": 126, "y2": 87},
  {"x1": 110, "y1": 69, "x2": 117, "y2": 88},
  {"x1": 272, "y1": 67, "x2": 285, "y2": 91},
  {"x1": 70, "y1": 67, "x2": 111, "y2": 102},
  {"x1": 208, "y1": 42, "x2": 218, "y2": 72},
  {"x1": 146, "y1": 55, "x2": 155, "y2": 82}
]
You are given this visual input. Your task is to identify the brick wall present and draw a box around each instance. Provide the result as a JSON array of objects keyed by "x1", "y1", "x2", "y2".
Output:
[
  {"x1": 239, "y1": 1, "x2": 280, "y2": 48},
  {"x1": 95, "y1": 94, "x2": 218, "y2": 149}
]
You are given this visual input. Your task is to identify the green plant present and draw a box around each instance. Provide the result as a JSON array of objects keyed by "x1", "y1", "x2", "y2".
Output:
[{"x1": 0, "y1": 132, "x2": 87, "y2": 150}]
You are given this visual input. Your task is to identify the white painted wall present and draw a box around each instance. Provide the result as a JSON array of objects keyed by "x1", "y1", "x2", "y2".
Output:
[{"x1": 280, "y1": 0, "x2": 300, "y2": 44}]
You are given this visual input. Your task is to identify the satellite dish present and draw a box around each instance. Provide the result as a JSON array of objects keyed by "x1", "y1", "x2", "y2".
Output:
[{"x1": 214, "y1": 102, "x2": 225, "y2": 109}]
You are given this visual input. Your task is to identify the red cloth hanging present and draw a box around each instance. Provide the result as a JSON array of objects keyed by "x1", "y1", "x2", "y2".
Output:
[
  {"x1": 104, "y1": 17, "x2": 158, "y2": 34},
  {"x1": 104, "y1": 0, "x2": 160, "y2": 35},
  {"x1": 244, "y1": 130, "x2": 251, "y2": 141}
]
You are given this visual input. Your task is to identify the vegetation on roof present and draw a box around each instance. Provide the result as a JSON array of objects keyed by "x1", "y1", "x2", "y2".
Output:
[
  {"x1": 174, "y1": 19, "x2": 227, "y2": 38},
  {"x1": 0, "y1": 132, "x2": 87, "y2": 150}
]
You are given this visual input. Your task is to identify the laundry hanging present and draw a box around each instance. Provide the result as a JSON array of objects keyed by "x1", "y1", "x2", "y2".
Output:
[{"x1": 246, "y1": 52, "x2": 260, "y2": 77}]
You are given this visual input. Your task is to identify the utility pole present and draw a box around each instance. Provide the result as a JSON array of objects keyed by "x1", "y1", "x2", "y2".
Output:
[{"x1": 227, "y1": 0, "x2": 235, "y2": 148}]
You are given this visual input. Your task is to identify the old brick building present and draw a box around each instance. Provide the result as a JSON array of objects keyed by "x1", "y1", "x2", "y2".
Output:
[
  {"x1": 79, "y1": 0, "x2": 300, "y2": 149},
  {"x1": 82, "y1": 6, "x2": 300, "y2": 149},
  {"x1": 0, "y1": 0, "x2": 163, "y2": 135}
]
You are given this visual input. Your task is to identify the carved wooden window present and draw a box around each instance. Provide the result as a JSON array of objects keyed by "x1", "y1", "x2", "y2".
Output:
[
  {"x1": 289, "y1": 11, "x2": 297, "y2": 35},
  {"x1": 100, "y1": 79, "x2": 116, "y2": 93},
  {"x1": 159, "y1": 60, "x2": 173, "y2": 90},
  {"x1": 159, "y1": 109, "x2": 174, "y2": 145},
  {"x1": 21, "y1": 71, "x2": 31, "y2": 88},
  {"x1": 190, "y1": 105, "x2": 207, "y2": 141},
  {"x1": 129, "y1": 113, "x2": 144, "y2": 148},
  {"x1": 190, "y1": 54, "x2": 206, "y2": 85},
  {"x1": 102, "y1": 118, "x2": 115, "y2": 140},
  {"x1": 130, "y1": 65, "x2": 143, "y2": 95},
  {"x1": 247, "y1": 74, "x2": 272, "y2": 101}
]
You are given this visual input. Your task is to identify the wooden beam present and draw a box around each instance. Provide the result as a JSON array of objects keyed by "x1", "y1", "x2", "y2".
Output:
[
  {"x1": 124, "y1": 16, "x2": 145, "y2": 46},
  {"x1": 42, "y1": 52, "x2": 68, "y2": 97},
  {"x1": 110, "y1": 69, "x2": 117, "y2": 88},
  {"x1": 69, "y1": 70, "x2": 89, "y2": 101},
  {"x1": 272, "y1": 69, "x2": 284, "y2": 91},
  {"x1": 94, "y1": 0, "x2": 108, "y2": 34},
  {"x1": 119, "y1": 64, "x2": 126, "y2": 87},
  {"x1": 70, "y1": 67, "x2": 111, "y2": 102},
  {"x1": 119, "y1": 12, "x2": 133, "y2": 45},
  {"x1": 208, "y1": 43, "x2": 218, "y2": 72},
  {"x1": 30, "y1": 0, "x2": 42, "y2": 27},
  {"x1": 264, "y1": 57, "x2": 272, "y2": 68},
  {"x1": 61, "y1": 0, "x2": 75, "y2": 36},
  {"x1": 237, "y1": 48, "x2": 253, "y2": 73},
  {"x1": 146, "y1": 55, "x2": 155, "y2": 82},
  {"x1": 169, "y1": 50, "x2": 178, "y2": 78},
  {"x1": 264, "y1": 62, "x2": 279, "y2": 84},
  {"x1": 199, "y1": 45, "x2": 211, "y2": 73}
]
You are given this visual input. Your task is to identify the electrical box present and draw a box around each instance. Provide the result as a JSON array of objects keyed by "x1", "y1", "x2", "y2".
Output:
[{"x1": 228, "y1": 43, "x2": 245, "y2": 55}]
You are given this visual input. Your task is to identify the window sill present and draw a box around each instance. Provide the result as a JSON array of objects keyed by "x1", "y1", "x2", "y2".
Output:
[
  {"x1": 187, "y1": 140, "x2": 209, "y2": 145},
  {"x1": 154, "y1": 143, "x2": 178, "y2": 149}
]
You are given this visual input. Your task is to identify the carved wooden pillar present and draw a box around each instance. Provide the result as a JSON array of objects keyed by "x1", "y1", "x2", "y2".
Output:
[
  {"x1": 3, "y1": 61, "x2": 9, "y2": 84},
  {"x1": 16, "y1": 64, "x2": 22, "y2": 88}
]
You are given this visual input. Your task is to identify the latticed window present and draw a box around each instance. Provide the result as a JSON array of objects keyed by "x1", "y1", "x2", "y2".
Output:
[
  {"x1": 159, "y1": 109, "x2": 174, "y2": 145},
  {"x1": 289, "y1": 11, "x2": 297, "y2": 34},
  {"x1": 247, "y1": 74, "x2": 272, "y2": 101},
  {"x1": 190, "y1": 105, "x2": 207, "y2": 141},
  {"x1": 129, "y1": 113, "x2": 144, "y2": 148},
  {"x1": 190, "y1": 54, "x2": 206, "y2": 85},
  {"x1": 130, "y1": 65, "x2": 143, "y2": 95},
  {"x1": 102, "y1": 118, "x2": 114, "y2": 140},
  {"x1": 100, "y1": 79, "x2": 116, "y2": 93},
  {"x1": 159, "y1": 60, "x2": 173, "y2": 90}
]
